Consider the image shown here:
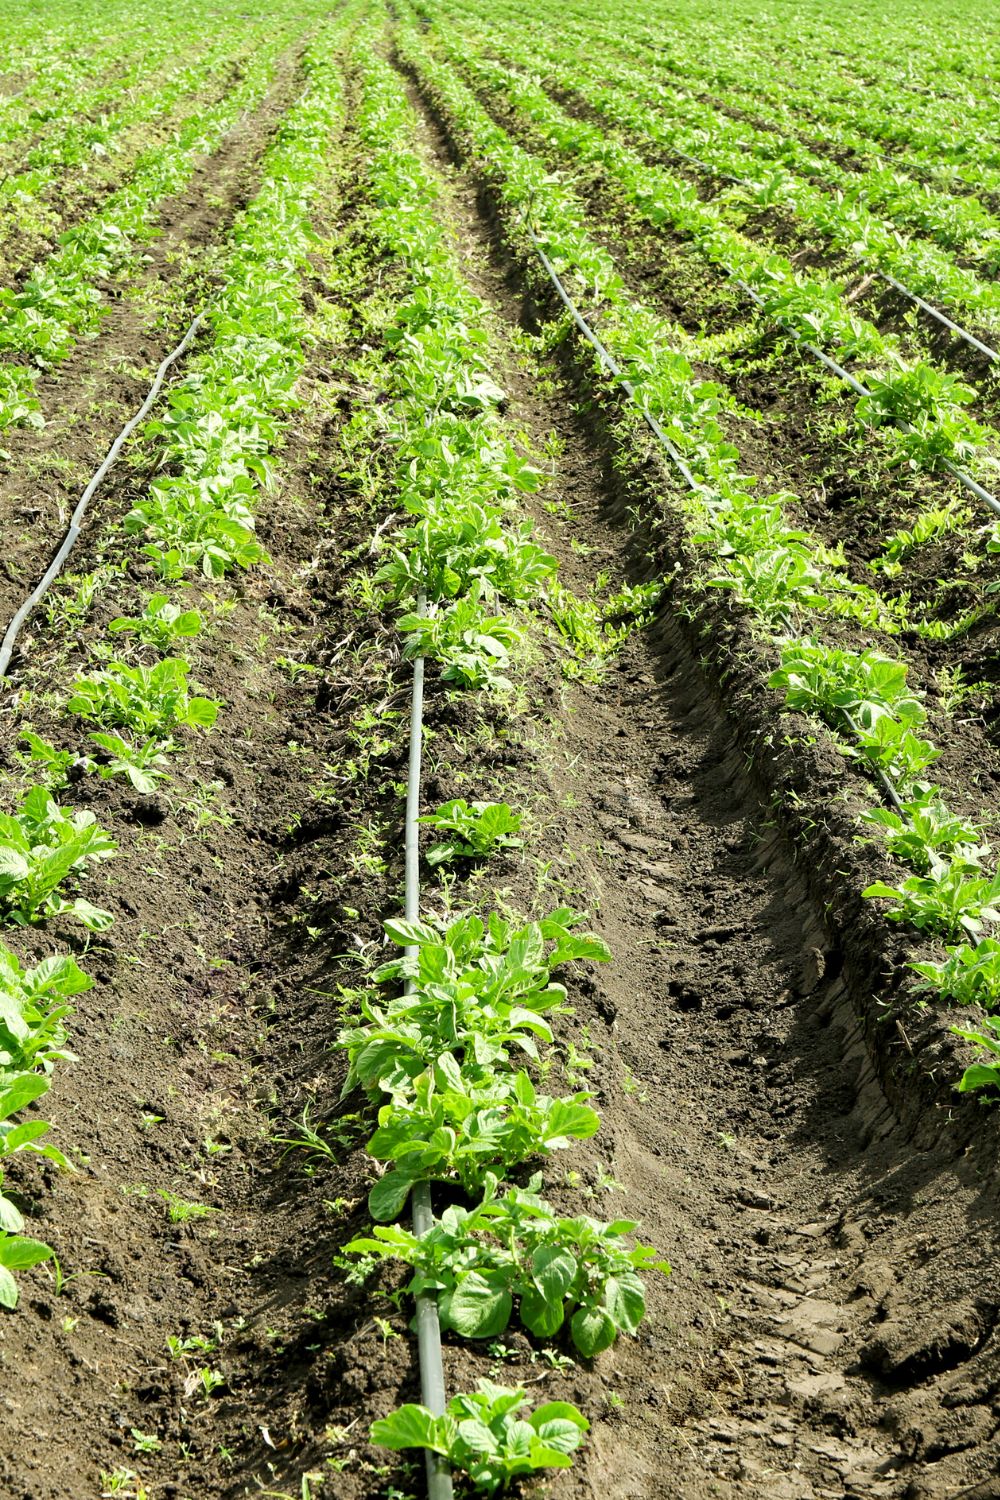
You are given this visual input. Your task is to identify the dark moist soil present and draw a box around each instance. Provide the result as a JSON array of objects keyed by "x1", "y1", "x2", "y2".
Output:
[
  {"x1": 395, "y1": 48, "x2": 1000, "y2": 1498},
  {"x1": 0, "y1": 35, "x2": 311, "y2": 639},
  {"x1": 0, "y1": 69, "x2": 370, "y2": 1498},
  {"x1": 420, "y1": 58, "x2": 1000, "y2": 767},
  {"x1": 3, "y1": 35, "x2": 1000, "y2": 1500}
]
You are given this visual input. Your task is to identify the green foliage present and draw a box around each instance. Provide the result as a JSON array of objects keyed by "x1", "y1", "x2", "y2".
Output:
[
  {"x1": 377, "y1": 505, "x2": 555, "y2": 606},
  {"x1": 108, "y1": 593, "x2": 202, "y2": 651},
  {"x1": 951, "y1": 1015, "x2": 1000, "y2": 1095},
  {"x1": 0, "y1": 787, "x2": 115, "y2": 931},
  {"x1": 864, "y1": 866, "x2": 1000, "y2": 940},
  {"x1": 67, "y1": 658, "x2": 219, "y2": 740},
  {"x1": 371, "y1": 1380, "x2": 589, "y2": 1493},
  {"x1": 912, "y1": 939, "x2": 1000, "y2": 1010},
  {"x1": 347, "y1": 1175, "x2": 668, "y2": 1355},
  {"x1": 0, "y1": 1231, "x2": 53, "y2": 1310},
  {"x1": 89, "y1": 732, "x2": 175, "y2": 793},
  {"x1": 0, "y1": 943, "x2": 88, "y2": 1080},
  {"x1": 855, "y1": 358, "x2": 985, "y2": 466},
  {"x1": 419, "y1": 800, "x2": 523, "y2": 866},
  {"x1": 547, "y1": 579, "x2": 662, "y2": 678},
  {"x1": 344, "y1": 907, "x2": 609, "y2": 1095},
  {"x1": 399, "y1": 592, "x2": 523, "y2": 691},
  {"x1": 368, "y1": 1062, "x2": 600, "y2": 1219},
  {"x1": 770, "y1": 639, "x2": 941, "y2": 789},
  {"x1": 770, "y1": 641, "x2": 922, "y2": 725},
  {"x1": 862, "y1": 798, "x2": 986, "y2": 876}
]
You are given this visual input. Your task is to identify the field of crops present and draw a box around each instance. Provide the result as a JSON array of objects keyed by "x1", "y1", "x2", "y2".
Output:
[{"x1": 3, "y1": 0, "x2": 1000, "y2": 1495}]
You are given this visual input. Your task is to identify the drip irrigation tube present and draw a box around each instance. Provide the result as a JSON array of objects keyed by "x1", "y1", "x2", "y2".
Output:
[
  {"x1": 522, "y1": 215, "x2": 916, "y2": 824},
  {"x1": 523, "y1": 222, "x2": 706, "y2": 495},
  {"x1": 659, "y1": 141, "x2": 1000, "y2": 363},
  {"x1": 402, "y1": 593, "x2": 453, "y2": 1500},
  {"x1": 733, "y1": 279, "x2": 1000, "y2": 518},
  {"x1": 0, "y1": 310, "x2": 206, "y2": 681},
  {"x1": 880, "y1": 272, "x2": 999, "y2": 364}
]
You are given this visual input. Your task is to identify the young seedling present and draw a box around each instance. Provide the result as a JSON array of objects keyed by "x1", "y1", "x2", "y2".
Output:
[
  {"x1": 371, "y1": 1380, "x2": 589, "y2": 1494},
  {"x1": 419, "y1": 799, "x2": 523, "y2": 866}
]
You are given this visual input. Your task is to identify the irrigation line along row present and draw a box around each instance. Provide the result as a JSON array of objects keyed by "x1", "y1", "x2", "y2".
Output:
[
  {"x1": 522, "y1": 216, "x2": 915, "y2": 826},
  {"x1": 731, "y1": 278, "x2": 1000, "y2": 517},
  {"x1": 0, "y1": 310, "x2": 206, "y2": 681},
  {"x1": 521, "y1": 222, "x2": 704, "y2": 492},
  {"x1": 655, "y1": 142, "x2": 1000, "y2": 364},
  {"x1": 402, "y1": 593, "x2": 454, "y2": 1500},
  {"x1": 525, "y1": 184, "x2": 999, "y2": 517}
]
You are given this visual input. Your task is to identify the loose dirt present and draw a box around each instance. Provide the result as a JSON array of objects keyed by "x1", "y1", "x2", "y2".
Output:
[
  {"x1": 2, "y1": 35, "x2": 1000, "y2": 1500},
  {"x1": 0, "y1": 37, "x2": 310, "y2": 639}
]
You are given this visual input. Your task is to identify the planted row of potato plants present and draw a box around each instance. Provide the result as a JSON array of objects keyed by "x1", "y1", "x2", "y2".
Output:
[
  {"x1": 442, "y1": 0, "x2": 1000, "y2": 340},
  {"x1": 0, "y1": 14, "x2": 351, "y2": 1309},
  {"x1": 413, "y1": 2, "x2": 1000, "y2": 498},
  {"x1": 393, "y1": 14, "x2": 1000, "y2": 1099},
  {"x1": 0, "y1": 30, "x2": 257, "y2": 281},
  {"x1": 0, "y1": 7, "x2": 314, "y2": 434},
  {"x1": 0, "y1": 7, "x2": 172, "y2": 156},
  {"x1": 0, "y1": 25, "x2": 190, "y2": 179},
  {"x1": 504, "y1": 0, "x2": 1000, "y2": 268},
  {"x1": 407, "y1": 7, "x2": 996, "y2": 610},
  {"x1": 316, "y1": 30, "x2": 672, "y2": 1491},
  {"x1": 549, "y1": 0, "x2": 1000, "y2": 187},
  {"x1": 421, "y1": 0, "x2": 1000, "y2": 638}
]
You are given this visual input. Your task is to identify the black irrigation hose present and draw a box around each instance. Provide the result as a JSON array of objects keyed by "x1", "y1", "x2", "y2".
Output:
[
  {"x1": 880, "y1": 272, "x2": 1000, "y2": 364},
  {"x1": 656, "y1": 142, "x2": 1000, "y2": 364},
  {"x1": 733, "y1": 279, "x2": 1000, "y2": 518},
  {"x1": 402, "y1": 593, "x2": 453, "y2": 1500},
  {"x1": 522, "y1": 222, "x2": 708, "y2": 496},
  {"x1": 522, "y1": 214, "x2": 913, "y2": 822},
  {"x1": 0, "y1": 310, "x2": 206, "y2": 680}
]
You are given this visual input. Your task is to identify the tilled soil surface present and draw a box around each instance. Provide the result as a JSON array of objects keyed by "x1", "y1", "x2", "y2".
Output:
[
  {"x1": 0, "y1": 37, "x2": 310, "y2": 634},
  {"x1": 2, "y1": 34, "x2": 1000, "y2": 1500}
]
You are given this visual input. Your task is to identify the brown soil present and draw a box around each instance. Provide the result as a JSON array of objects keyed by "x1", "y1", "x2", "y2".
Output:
[
  {"x1": 3, "y1": 30, "x2": 1000, "y2": 1500},
  {"x1": 0, "y1": 38, "x2": 310, "y2": 649}
]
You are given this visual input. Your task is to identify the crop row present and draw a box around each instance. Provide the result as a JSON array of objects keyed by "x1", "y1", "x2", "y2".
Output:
[
  {"x1": 0, "y1": 27, "x2": 191, "y2": 177},
  {"x1": 302, "y1": 27, "x2": 680, "y2": 1492},
  {"x1": 392, "y1": 16, "x2": 1000, "y2": 1096},
  {"x1": 488, "y1": 0, "x2": 1000, "y2": 270},
  {"x1": 0, "y1": 31, "x2": 257, "y2": 279},
  {"x1": 442, "y1": 0, "x2": 1000, "y2": 340},
  {"x1": 0, "y1": 12, "x2": 350, "y2": 1308},
  {"x1": 543, "y1": 0, "x2": 1000, "y2": 187},
  {"x1": 0, "y1": 13, "x2": 163, "y2": 154},
  {"x1": 0, "y1": 12, "x2": 312, "y2": 434},
  {"x1": 412, "y1": 2, "x2": 1000, "y2": 510},
  {"x1": 403, "y1": 3, "x2": 996, "y2": 605}
]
